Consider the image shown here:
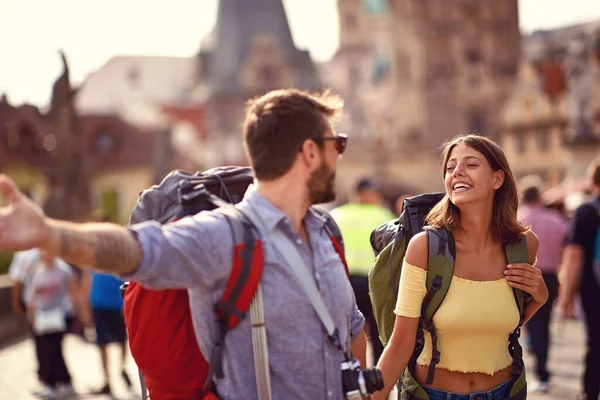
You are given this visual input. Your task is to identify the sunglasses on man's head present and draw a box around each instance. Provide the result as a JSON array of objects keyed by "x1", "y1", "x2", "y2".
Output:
[{"x1": 312, "y1": 133, "x2": 348, "y2": 155}]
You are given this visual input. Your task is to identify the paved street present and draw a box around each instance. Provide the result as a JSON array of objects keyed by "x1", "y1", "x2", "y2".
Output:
[
  {"x1": 0, "y1": 316, "x2": 587, "y2": 399},
  {"x1": 0, "y1": 335, "x2": 143, "y2": 400},
  {"x1": 524, "y1": 316, "x2": 586, "y2": 399}
]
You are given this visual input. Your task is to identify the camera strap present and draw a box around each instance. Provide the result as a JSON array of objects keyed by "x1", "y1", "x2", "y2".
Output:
[{"x1": 242, "y1": 204, "x2": 352, "y2": 360}]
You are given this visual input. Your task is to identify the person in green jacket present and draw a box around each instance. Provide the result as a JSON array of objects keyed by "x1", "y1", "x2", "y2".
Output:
[{"x1": 331, "y1": 178, "x2": 396, "y2": 365}]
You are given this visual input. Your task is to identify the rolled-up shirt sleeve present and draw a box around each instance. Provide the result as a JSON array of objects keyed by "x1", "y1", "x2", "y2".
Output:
[
  {"x1": 121, "y1": 211, "x2": 234, "y2": 290},
  {"x1": 349, "y1": 294, "x2": 365, "y2": 340}
]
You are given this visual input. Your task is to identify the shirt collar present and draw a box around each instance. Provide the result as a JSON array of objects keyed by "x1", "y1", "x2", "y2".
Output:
[{"x1": 240, "y1": 185, "x2": 328, "y2": 233}]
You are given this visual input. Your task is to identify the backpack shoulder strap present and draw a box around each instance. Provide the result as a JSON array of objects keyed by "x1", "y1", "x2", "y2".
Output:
[
  {"x1": 419, "y1": 226, "x2": 456, "y2": 384},
  {"x1": 205, "y1": 207, "x2": 265, "y2": 386},
  {"x1": 505, "y1": 236, "x2": 529, "y2": 325},
  {"x1": 505, "y1": 235, "x2": 529, "y2": 381},
  {"x1": 215, "y1": 208, "x2": 264, "y2": 330},
  {"x1": 312, "y1": 207, "x2": 350, "y2": 278}
]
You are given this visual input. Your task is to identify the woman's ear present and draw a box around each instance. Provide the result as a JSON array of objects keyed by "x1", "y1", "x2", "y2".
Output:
[{"x1": 493, "y1": 170, "x2": 505, "y2": 190}]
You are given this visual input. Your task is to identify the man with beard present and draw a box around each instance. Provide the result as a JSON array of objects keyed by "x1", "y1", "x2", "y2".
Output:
[{"x1": 0, "y1": 89, "x2": 367, "y2": 400}]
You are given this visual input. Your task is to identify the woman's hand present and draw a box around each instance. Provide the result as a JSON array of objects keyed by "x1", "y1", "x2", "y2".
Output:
[{"x1": 504, "y1": 263, "x2": 549, "y2": 305}]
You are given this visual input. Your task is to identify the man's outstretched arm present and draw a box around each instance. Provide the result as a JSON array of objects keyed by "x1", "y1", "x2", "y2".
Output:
[
  {"x1": 44, "y1": 219, "x2": 142, "y2": 275},
  {"x1": 0, "y1": 175, "x2": 141, "y2": 275}
]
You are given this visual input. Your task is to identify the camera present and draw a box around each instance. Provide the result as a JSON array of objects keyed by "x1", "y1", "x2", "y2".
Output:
[{"x1": 341, "y1": 358, "x2": 384, "y2": 399}]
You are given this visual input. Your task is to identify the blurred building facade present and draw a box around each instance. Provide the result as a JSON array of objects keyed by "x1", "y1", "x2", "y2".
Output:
[
  {"x1": 326, "y1": 0, "x2": 521, "y2": 195},
  {"x1": 9, "y1": 0, "x2": 599, "y2": 216},
  {"x1": 0, "y1": 55, "x2": 162, "y2": 223},
  {"x1": 500, "y1": 30, "x2": 600, "y2": 193}
]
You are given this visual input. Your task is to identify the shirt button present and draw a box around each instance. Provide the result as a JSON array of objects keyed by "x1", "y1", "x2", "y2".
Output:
[
  {"x1": 328, "y1": 390, "x2": 333, "y2": 397},
  {"x1": 296, "y1": 238, "x2": 302, "y2": 245}
]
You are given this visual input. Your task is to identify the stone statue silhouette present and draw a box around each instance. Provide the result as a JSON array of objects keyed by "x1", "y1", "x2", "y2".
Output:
[
  {"x1": 43, "y1": 51, "x2": 91, "y2": 221},
  {"x1": 563, "y1": 35, "x2": 595, "y2": 142}
]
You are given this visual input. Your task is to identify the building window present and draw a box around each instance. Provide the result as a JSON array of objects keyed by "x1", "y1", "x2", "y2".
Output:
[
  {"x1": 128, "y1": 66, "x2": 140, "y2": 88},
  {"x1": 469, "y1": 112, "x2": 486, "y2": 135},
  {"x1": 349, "y1": 64, "x2": 361, "y2": 84},
  {"x1": 100, "y1": 187, "x2": 120, "y2": 223},
  {"x1": 465, "y1": 48, "x2": 481, "y2": 65},
  {"x1": 343, "y1": 12, "x2": 358, "y2": 30},
  {"x1": 536, "y1": 130, "x2": 550, "y2": 152},
  {"x1": 259, "y1": 66, "x2": 278, "y2": 88},
  {"x1": 516, "y1": 133, "x2": 526, "y2": 154},
  {"x1": 429, "y1": 63, "x2": 454, "y2": 83},
  {"x1": 405, "y1": 128, "x2": 423, "y2": 150},
  {"x1": 15, "y1": 124, "x2": 43, "y2": 156},
  {"x1": 396, "y1": 51, "x2": 411, "y2": 84},
  {"x1": 93, "y1": 130, "x2": 118, "y2": 155}
]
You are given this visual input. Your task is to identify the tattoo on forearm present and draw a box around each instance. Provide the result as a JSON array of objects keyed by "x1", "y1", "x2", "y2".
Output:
[
  {"x1": 93, "y1": 231, "x2": 140, "y2": 272},
  {"x1": 60, "y1": 230, "x2": 71, "y2": 256},
  {"x1": 56, "y1": 224, "x2": 140, "y2": 273}
]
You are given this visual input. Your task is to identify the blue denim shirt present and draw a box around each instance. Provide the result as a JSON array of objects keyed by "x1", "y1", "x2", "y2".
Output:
[{"x1": 124, "y1": 186, "x2": 365, "y2": 400}]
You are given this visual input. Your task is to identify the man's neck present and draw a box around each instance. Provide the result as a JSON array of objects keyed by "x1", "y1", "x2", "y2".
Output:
[{"x1": 255, "y1": 177, "x2": 310, "y2": 235}]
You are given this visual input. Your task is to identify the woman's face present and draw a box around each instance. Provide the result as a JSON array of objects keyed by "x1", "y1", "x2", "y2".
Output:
[{"x1": 443, "y1": 143, "x2": 504, "y2": 207}]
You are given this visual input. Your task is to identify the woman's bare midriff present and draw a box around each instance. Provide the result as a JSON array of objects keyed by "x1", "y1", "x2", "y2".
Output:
[{"x1": 414, "y1": 364, "x2": 513, "y2": 393}]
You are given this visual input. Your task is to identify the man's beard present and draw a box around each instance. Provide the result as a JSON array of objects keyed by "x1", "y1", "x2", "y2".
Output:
[{"x1": 308, "y1": 161, "x2": 336, "y2": 205}]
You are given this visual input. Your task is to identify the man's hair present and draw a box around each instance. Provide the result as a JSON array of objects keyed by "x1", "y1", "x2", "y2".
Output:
[
  {"x1": 521, "y1": 186, "x2": 541, "y2": 204},
  {"x1": 590, "y1": 157, "x2": 600, "y2": 187},
  {"x1": 518, "y1": 175, "x2": 544, "y2": 204},
  {"x1": 355, "y1": 177, "x2": 380, "y2": 193},
  {"x1": 242, "y1": 89, "x2": 343, "y2": 181}
]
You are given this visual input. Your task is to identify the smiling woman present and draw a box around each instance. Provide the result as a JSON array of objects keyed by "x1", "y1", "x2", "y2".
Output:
[
  {"x1": 372, "y1": 134, "x2": 548, "y2": 400},
  {"x1": 427, "y1": 134, "x2": 527, "y2": 245}
]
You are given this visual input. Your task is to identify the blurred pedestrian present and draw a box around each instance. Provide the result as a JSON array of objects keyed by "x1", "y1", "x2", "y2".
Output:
[
  {"x1": 27, "y1": 250, "x2": 88, "y2": 399},
  {"x1": 518, "y1": 179, "x2": 568, "y2": 393},
  {"x1": 9, "y1": 249, "x2": 43, "y2": 382},
  {"x1": 558, "y1": 157, "x2": 600, "y2": 400},
  {"x1": 331, "y1": 177, "x2": 395, "y2": 365},
  {"x1": 83, "y1": 212, "x2": 132, "y2": 395}
]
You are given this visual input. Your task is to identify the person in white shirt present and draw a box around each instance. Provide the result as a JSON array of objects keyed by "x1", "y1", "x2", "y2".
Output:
[{"x1": 26, "y1": 250, "x2": 89, "y2": 399}]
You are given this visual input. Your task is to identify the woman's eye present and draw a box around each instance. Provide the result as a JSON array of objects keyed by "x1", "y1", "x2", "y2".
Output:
[{"x1": 445, "y1": 166, "x2": 455, "y2": 172}]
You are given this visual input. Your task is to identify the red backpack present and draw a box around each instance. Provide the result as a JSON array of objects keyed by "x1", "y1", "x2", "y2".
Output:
[{"x1": 122, "y1": 166, "x2": 348, "y2": 400}]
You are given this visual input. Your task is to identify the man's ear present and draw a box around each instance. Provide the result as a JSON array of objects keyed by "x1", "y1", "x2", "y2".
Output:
[
  {"x1": 493, "y1": 170, "x2": 505, "y2": 190},
  {"x1": 299, "y1": 139, "x2": 322, "y2": 171}
]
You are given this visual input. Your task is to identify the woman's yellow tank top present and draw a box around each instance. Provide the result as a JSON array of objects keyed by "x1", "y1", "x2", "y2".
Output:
[{"x1": 394, "y1": 263, "x2": 520, "y2": 375}]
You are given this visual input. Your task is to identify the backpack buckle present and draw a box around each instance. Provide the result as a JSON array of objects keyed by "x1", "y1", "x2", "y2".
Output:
[
  {"x1": 431, "y1": 350, "x2": 441, "y2": 365},
  {"x1": 511, "y1": 361, "x2": 522, "y2": 375},
  {"x1": 327, "y1": 328, "x2": 344, "y2": 351},
  {"x1": 423, "y1": 319, "x2": 434, "y2": 332},
  {"x1": 431, "y1": 275, "x2": 443, "y2": 291}
]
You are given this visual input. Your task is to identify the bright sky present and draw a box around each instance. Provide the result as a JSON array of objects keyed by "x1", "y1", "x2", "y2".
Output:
[{"x1": 1, "y1": 0, "x2": 600, "y2": 107}]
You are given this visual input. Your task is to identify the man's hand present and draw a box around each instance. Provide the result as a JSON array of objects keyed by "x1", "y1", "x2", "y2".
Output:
[
  {"x1": 558, "y1": 294, "x2": 577, "y2": 320},
  {"x1": 0, "y1": 175, "x2": 49, "y2": 252}
]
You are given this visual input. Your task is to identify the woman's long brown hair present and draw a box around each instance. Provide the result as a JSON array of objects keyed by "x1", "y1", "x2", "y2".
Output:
[{"x1": 425, "y1": 134, "x2": 528, "y2": 244}]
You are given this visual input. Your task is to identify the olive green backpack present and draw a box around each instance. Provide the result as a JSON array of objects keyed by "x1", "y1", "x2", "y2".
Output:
[{"x1": 368, "y1": 193, "x2": 529, "y2": 400}]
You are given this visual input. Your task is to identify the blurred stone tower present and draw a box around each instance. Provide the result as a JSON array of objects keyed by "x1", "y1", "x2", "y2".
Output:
[{"x1": 193, "y1": 0, "x2": 322, "y2": 165}]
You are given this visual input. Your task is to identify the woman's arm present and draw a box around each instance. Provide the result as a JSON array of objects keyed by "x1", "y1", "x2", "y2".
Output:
[
  {"x1": 372, "y1": 316, "x2": 420, "y2": 400},
  {"x1": 372, "y1": 232, "x2": 429, "y2": 400}
]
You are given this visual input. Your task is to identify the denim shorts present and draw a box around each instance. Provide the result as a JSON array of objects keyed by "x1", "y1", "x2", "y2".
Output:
[{"x1": 422, "y1": 379, "x2": 512, "y2": 400}]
